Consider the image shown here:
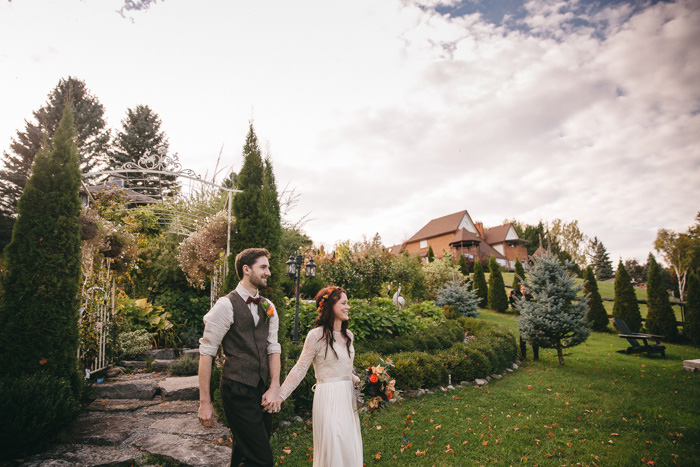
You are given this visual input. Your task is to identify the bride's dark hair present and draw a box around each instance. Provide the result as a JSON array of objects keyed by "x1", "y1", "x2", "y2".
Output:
[{"x1": 314, "y1": 286, "x2": 352, "y2": 359}]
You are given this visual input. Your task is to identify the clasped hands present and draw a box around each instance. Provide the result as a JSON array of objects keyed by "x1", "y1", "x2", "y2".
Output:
[{"x1": 261, "y1": 385, "x2": 283, "y2": 413}]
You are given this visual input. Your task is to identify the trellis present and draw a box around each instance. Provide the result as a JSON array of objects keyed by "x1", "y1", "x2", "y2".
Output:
[{"x1": 80, "y1": 153, "x2": 239, "y2": 371}]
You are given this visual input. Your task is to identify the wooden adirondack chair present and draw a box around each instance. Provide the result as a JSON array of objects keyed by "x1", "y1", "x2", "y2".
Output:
[{"x1": 612, "y1": 318, "x2": 665, "y2": 357}]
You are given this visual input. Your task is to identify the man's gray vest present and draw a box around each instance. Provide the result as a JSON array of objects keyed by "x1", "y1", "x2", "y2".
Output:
[{"x1": 221, "y1": 291, "x2": 270, "y2": 387}]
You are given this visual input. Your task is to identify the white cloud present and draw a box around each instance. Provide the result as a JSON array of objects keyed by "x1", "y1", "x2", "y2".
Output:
[{"x1": 0, "y1": 0, "x2": 698, "y2": 263}]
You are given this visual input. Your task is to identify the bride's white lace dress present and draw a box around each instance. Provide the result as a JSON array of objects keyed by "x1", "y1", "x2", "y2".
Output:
[{"x1": 278, "y1": 326, "x2": 363, "y2": 466}]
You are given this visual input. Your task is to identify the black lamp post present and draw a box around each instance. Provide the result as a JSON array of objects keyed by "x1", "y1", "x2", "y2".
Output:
[{"x1": 286, "y1": 248, "x2": 317, "y2": 345}]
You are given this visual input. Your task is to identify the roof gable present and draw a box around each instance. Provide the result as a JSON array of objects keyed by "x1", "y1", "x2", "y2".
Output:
[
  {"x1": 484, "y1": 223, "x2": 520, "y2": 244},
  {"x1": 407, "y1": 210, "x2": 477, "y2": 243}
]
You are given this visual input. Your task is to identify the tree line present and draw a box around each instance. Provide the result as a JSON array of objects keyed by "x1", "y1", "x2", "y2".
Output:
[{"x1": 0, "y1": 76, "x2": 178, "y2": 251}]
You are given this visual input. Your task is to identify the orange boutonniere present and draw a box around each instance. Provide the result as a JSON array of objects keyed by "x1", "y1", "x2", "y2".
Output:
[{"x1": 260, "y1": 299, "x2": 275, "y2": 323}]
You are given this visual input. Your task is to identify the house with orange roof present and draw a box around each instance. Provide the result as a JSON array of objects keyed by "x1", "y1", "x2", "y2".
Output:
[{"x1": 398, "y1": 210, "x2": 529, "y2": 270}]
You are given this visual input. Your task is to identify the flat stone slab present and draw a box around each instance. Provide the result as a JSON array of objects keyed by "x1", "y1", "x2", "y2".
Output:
[
  {"x1": 475, "y1": 379, "x2": 488, "y2": 386},
  {"x1": 88, "y1": 399, "x2": 159, "y2": 412},
  {"x1": 24, "y1": 444, "x2": 142, "y2": 466},
  {"x1": 135, "y1": 433, "x2": 231, "y2": 466},
  {"x1": 145, "y1": 400, "x2": 200, "y2": 414},
  {"x1": 91, "y1": 378, "x2": 158, "y2": 400},
  {"x1": 56, "y1": 416, "x2": 138, "y2": 446},
  {"x1": 683, "y1": 359, "x2": 700, "y2": 372},
  {"x1": 149, "y1": 416, "x2": 230, "y2": 439},
  {"x1": 159, "y1": 375, "x2": 199, "y2": 400}
]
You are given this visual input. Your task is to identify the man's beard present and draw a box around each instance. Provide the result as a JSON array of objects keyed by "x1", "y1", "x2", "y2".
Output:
[{"x1": 250, "y1": 272, "x2": 267, "y2": 289}]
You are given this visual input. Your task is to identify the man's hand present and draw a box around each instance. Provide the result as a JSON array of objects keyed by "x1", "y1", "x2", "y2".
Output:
[
  {"x1": 262, "y1": 384, "x2": 281, "y2": 413},
  {"x1": 198, "y1": 400, "x2": 215, "y2": 427}
]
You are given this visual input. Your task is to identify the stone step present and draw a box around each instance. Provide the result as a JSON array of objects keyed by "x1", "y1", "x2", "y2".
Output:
[
  {"x1": 682, "y1": 359, "x2": 700, "y2": 372},
  {"x1": 119, "y1": 359, "x2": 175, "y2": 371},
  {"x1": 158, "y1": 375, "x2": 200, "y2": 400},
  {"x1": 91, "y1": 375, "x2": 200, "y2": 401},
  {"x1": 91, "y1": 378, "x2": 158, "y2": 400},
  {"x1": 134, "y1": 433, "x2": 230, "y2": 467}
]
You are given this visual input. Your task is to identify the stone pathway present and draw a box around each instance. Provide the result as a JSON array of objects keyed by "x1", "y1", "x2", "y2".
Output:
[{"x1": 22, "y1": 371, "x2": 232, "y2": 467}]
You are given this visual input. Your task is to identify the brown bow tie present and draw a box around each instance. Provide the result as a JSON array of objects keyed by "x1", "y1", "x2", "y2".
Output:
[{"x1": 246, "y1": 296, "x2": 261, "y2": 305}]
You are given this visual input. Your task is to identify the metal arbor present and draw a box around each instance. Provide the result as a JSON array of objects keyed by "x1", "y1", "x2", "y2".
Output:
[{"x1": 79, "y1": 153, "x2": 240, "y2": 371}]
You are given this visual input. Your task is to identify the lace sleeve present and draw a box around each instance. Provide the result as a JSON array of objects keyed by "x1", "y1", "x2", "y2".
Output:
[{"x1": 278, "y1": 328, "x2": 320, "y2": 401}]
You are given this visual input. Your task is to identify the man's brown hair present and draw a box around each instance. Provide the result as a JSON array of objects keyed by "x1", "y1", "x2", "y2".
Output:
[{"x1": 235, "y1": 248, "x2": 270, "y2": 280}]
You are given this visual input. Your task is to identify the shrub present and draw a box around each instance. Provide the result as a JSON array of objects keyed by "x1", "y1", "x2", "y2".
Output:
[
  {"x1": 584, "y1": 266, "x2": 609, "y2": 332},
  {"x1": 154, "y1": 288, "x2": 209, "y2": 342},
  {"x1": 646, "y1": 256, "x2": 679, "y2": 340},
  {"x1": 0, "y1": 374, "x2": 81, "y2": 459},
  {"x1": 405, "y1": 301, "x2": 444, "y2": 322},
  {"x1": 472, "y1": 258, "x2": 488, "y2": 307},
  {"x1": 513, "y1": 258, "x2": 526, "y2": 290},
  {"x1": 0, "y1": 107, "x2": 82, "y2": 396},
  {"x1": 281, "y1": 343, "x2": 316, "y2": 415},
  {"x1": 488, "y1": 256, "x2": 509, "y2": 313},
  {"x1": 389, "y1": 253, "x2": 428, "y2": 301},
  {"x1": 355, "y1": 319, "x2": 465, "y2": 354},
  {"x1": 613, "y1": 261, "x2": 643, "y2": 332},
  {"x1": 435, "y1": 279, "x2": 481, "y2": 317},
  {"x1": 389, "y1": 352, "x2": 426, "y2": 390},
  {"x1": 357, "y1": 318, "x2": 517, "y2": 391},
  {"x1": 169, "y1": 353, "x2": 199, "y2": 376},
  {"x1": 424, "y1": 252, "x2": 465, "y2": 299},
  {"x1": 116, "y1": 329, "x2": 152, "y2": 360},
  {"x1": 685, "y1": 272, "x2": 700, "y2": 345}
]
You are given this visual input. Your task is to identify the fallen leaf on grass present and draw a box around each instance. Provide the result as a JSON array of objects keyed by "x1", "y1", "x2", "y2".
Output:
[{"x1": 415, "y1": 450, "x2": 426, "y2": 456}]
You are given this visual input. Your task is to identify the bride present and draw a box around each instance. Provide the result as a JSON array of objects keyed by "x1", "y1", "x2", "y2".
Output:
[{"x1": 269, "y1": 286, "x2": 363, "y2": 466}]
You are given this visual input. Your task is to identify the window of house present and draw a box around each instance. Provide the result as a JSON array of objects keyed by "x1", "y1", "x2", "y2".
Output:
[{"x1": 420, "y1": 240, "x2": 428, "y2": 249}]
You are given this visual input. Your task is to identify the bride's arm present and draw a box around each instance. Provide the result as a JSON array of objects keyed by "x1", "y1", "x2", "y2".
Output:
[
  {"x1": 348, "y1": 330, "x2": 360, "y2": 387},
  {"x1": 278, "y1": 328, "x2": 320, "y2": 401}
]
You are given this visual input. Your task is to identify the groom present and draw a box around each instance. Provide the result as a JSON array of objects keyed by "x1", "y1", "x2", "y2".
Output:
[{"x1": 198, "y1": 248, "x2": 282, "y2": 467}]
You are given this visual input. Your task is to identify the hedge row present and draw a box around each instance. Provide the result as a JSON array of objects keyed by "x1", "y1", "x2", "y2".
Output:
[
  {"x1": 355, "y1": 318, "x2": 466, "y2": 354},
  {"x1": 355, "y1": 318, "x2": 518, "y2": 391},
  {"x1": 283, "y1": 318, "x2": 517, "y2": 415}
]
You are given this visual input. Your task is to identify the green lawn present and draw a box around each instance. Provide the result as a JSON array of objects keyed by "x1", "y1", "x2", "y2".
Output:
[{"x1": 270, "y1": 312, "x2": 700, "y2": 466}]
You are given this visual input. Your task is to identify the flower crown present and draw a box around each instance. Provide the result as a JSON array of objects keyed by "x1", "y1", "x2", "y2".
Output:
[{"x1": 317, "y1": 286, "x2": 341, "y2": 312}]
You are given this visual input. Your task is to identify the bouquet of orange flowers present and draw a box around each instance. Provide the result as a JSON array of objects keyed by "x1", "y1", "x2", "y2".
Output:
[{"x1": 360, "y1": 359, "x2": 396, "y2": 412}]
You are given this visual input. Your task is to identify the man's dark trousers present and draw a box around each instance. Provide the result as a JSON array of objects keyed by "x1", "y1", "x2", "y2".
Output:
[{"x1": 221, "y1": 378, "x2": 273, "y2": 467}]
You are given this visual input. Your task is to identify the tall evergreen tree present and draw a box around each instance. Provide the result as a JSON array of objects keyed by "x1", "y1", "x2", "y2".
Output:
[
  {"x1": 684, "y1": 271, "x2": 700, "y2": 345},
  {"x1": 471, "y1": 258, "x2": 488, "y2": 307},
  {"x1": 612, "y1": 261, "x2": 642, "y2": 332},
  {"x1": 517, "y1": 251, "x2": 590, "y2": 365},
  {"x1": 0, "y1": 106, "x2": 83, "y2": 393},
  {"x1": 223, "y1": 124, "x2": 282, "y2": 298},
  {"x1": 591, "y1": 239, "x2": 614, "y2": 280},
  {"x1": 111, "y1": 105, "x2": 178, "y2": 195},
  {"x1": 513, "y1": 257, "x2": 525, "y2": 290},
  {"x1": 0, "y1": 77, "x2": 109, "y2": 221},
  {"x1": 457, "y1": 253, "x2": 470, "y2": 277},
  {"x1": 646, "y1": 255, "x2": 679, "y2": 340},
  {"x1": 488, "y1": 256, "x2": 508, "y2": 313},
  {"x1": 584, "y1": 266, "x2": 609, "y2": 331},
  {"x1": 427, "y1": 245, "x2": 435, "y2": 262}
]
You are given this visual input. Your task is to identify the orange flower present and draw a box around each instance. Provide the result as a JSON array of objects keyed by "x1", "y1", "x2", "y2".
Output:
[
  {"x1": 369, "y1": 374, "x2": 379, "y2": 384},
  {"x1": 387, "y1": 391, "x2": 394, "y2": 399}
]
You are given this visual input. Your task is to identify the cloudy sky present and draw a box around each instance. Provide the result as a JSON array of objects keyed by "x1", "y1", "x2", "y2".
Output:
[{"x1": 1, "y1": 0, "x2": 698, "y2": 262}]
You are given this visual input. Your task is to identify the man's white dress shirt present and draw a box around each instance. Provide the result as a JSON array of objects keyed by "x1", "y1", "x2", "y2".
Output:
[{"x1": 199, "y1": 283, "x2": 281, "y2": 357}]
